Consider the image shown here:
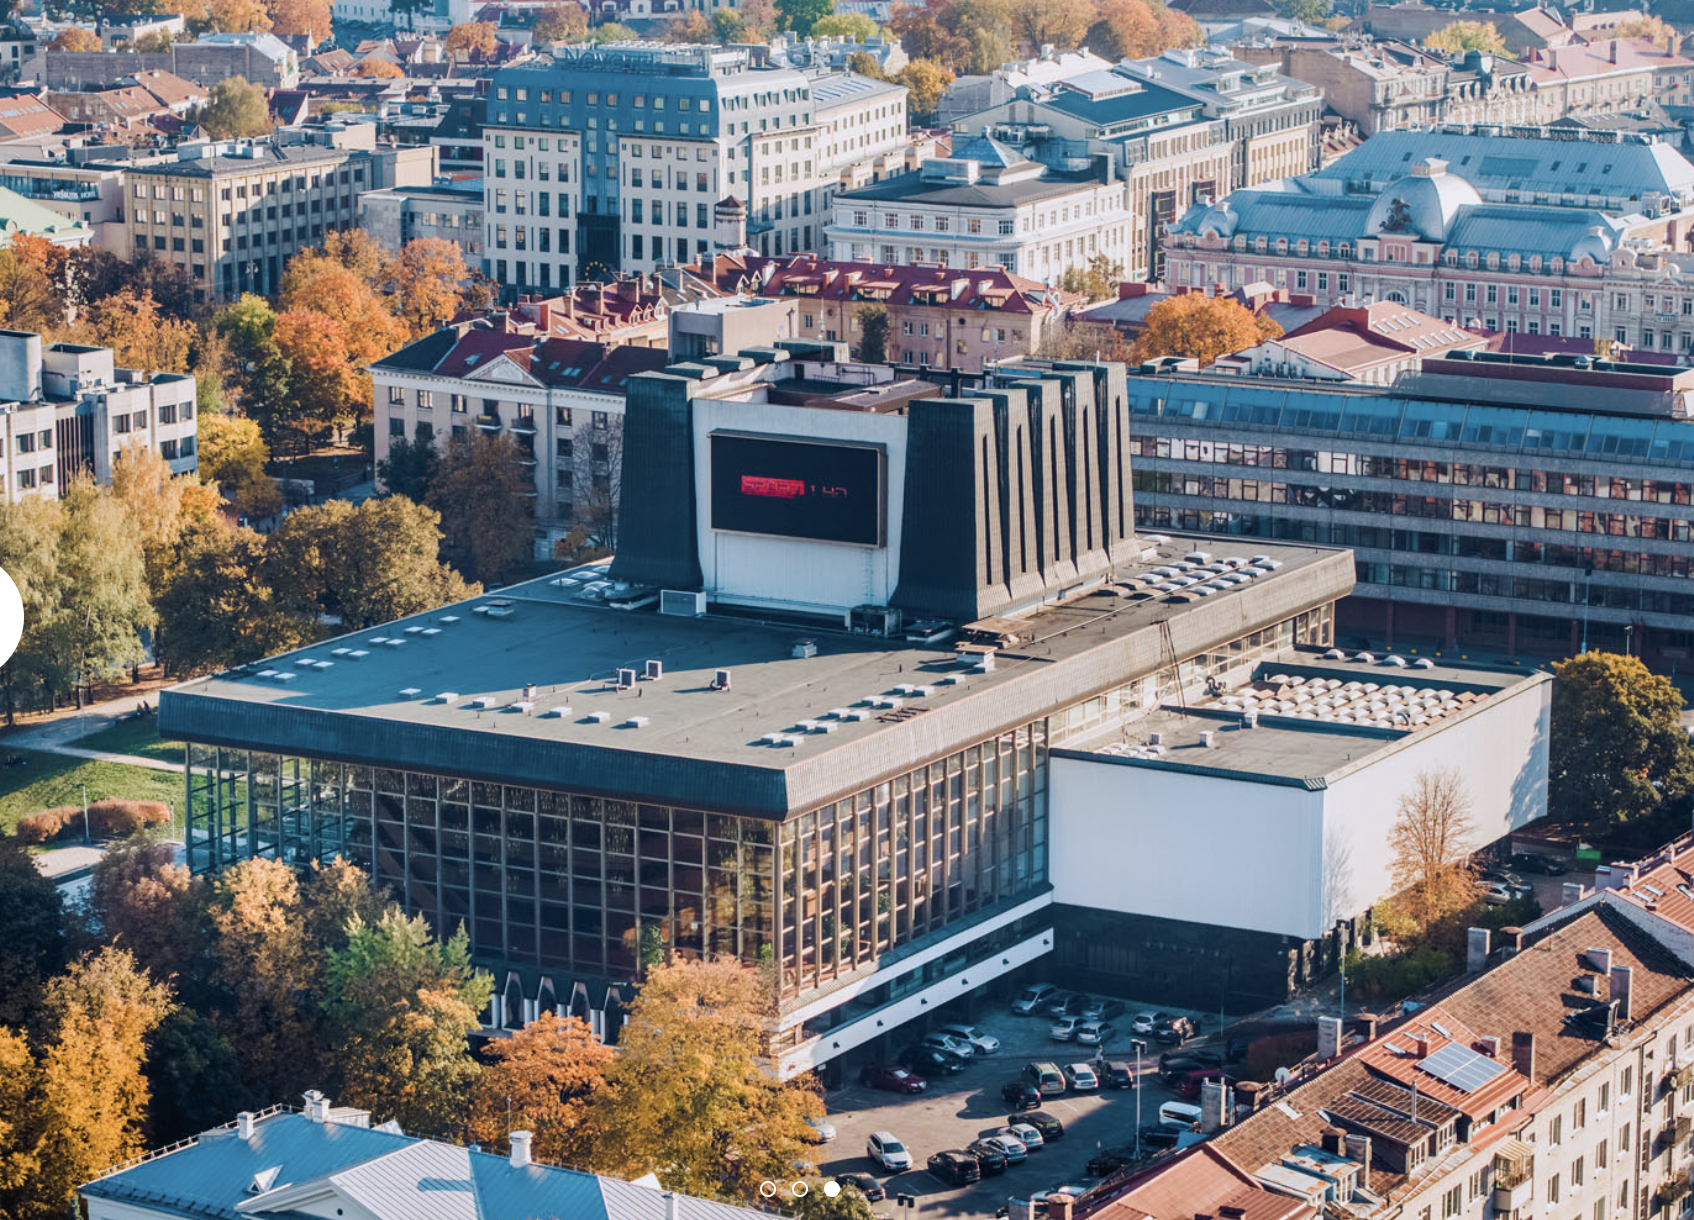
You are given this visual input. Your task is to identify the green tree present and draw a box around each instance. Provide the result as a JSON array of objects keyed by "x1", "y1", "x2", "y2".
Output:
[
  {"x1": 1550, "y1": 651, "x2": 1694, "y2": 829},
  {"x1": 214, "y1": 296, "x2": 299, "y2": 453},
  {"x1": 1058, "y1": 254, "x2": 1124, "y2": 302},
  {"x1": 378, "y1": 434, "x2": 440, "y2": 501},
  {"x1": 156, "y1": 523, "x2": 310, "y2": 675},
  {"x1": 593, "y1": 959, "x2": 821, "y2": 1200},
  {"x1": 0, "y1": 836, "x2": 65, "y2": 1029},
  {"x1": 794, "y1": 1181, "x2": 881, "y2": 1220},
  {"x1": 811, "y1": 11, "x2": 879, "y2": 37},
  {"x1": 145, "y1": 1009, "x2": 253, "y2": 1143},
  {"x1": 195, "y1": 76, "x2": 273, "y2": 139},
  {"x1": 466, "y1": 1014, "x2": 614, "y2": 1164},
  {"x1": 427, "y1": 433, "x2": 535, "y2": 586},
  {"x1": 1424, "y1": 19, "x2": 1506, "y2": 53},
  {"x1": 1271, "y1": 0, "x2": 1327, "y2": 21},
  {"x1": 322, "y1": 909, "x2": 492, "y2": 1135},
  {"x1": 777, "y1": 0, "x2": 832, "y2": 35},
  {"x1": 54, "y1": 477, "x2": 152, "y2": 708},
  {"x1": 0, "y1": 495, "x2": 69, "y2": 722},
  {"x1": 847, "y1": 49, "x2": 886, "y2": 77},
  {"x1": 267, "y1": 496, "x2": 477, "y2": 631},
  {"x1": 855, "y1": 303, "x2": 889, "y2": 362},
  {"x1": 588, "y1": 19, "x2": 638, "y2": 39}
]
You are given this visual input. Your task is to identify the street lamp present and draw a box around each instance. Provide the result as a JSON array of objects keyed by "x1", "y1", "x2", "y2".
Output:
[
  {"x1": 1130, "y1": 1038, "x2": 1147, "y2": 1162},
  {"x1": 1581, "y1": 566, "x2": 1594, "y2": 654}
]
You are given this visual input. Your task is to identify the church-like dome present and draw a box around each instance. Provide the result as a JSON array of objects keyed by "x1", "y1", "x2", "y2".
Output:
[
  {"x1": 1364, "y1": 158, "x2": 1482, "y2": 242},
  {"x1": 1191, "y1": 199, "x2": 1238, "y2": 239}
]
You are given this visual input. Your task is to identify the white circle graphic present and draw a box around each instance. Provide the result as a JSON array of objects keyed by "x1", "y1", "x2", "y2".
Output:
[{"x1": 0, "y1": 567, "x2": 21, "y2": 670}]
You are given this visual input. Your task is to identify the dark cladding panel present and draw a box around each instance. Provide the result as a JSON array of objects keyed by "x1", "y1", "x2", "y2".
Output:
[
  {"x1": 607, "y1": 373, "x2": 704, "y2": 590},
  {"x1": 891, "y1": 397, "x2": 997, "y2": 621}
]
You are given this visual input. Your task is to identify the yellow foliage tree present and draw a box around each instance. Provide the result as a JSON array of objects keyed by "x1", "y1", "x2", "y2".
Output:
[
  {"x1": 1612, "y1": 14, "x2": 1677, "y2": 48},
  {"x1": 1423, "y1": 19, "x2": 1505, "y2": 53},
  {"x1": 48, "y1": 26, "x2": 101, "y2": 50},
  {"x1": 443, "y1": 19, "x2": 498, "y2": 57},
  {"x1": 56, "y1": 289, "x2": 195, "y2": 376},
  {"x1": 1129, "y1": 292, "x2": 1282, "y2": 366},
  {"x1": 1387, "y1": 766, "x2": 1478, "y2": 930},
  {"x1": 354, "y1": 57, "x2": 405, "y2": 77},
  {"x1": 532, "y1": 0, "x2": 589, "y2": 41},
  {"x1": 466, "y1": 1014, "x2": 614, "y2": 1165},
  {"x1": 270, "y1": 0, "x2": 334, "y2": 36},
  {"x1": 395, "y1": 237, "x2": 471, "y2": 337},
  {"x1": 206, "y1": 0, "x2": 271, "y2": 32},
  {"x1": 197, "y1": 411, "x2": 284, "y2": 519}
]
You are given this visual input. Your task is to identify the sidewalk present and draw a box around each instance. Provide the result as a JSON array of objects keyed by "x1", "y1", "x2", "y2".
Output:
[{"x1": 2, "y1": 693, "x2": 182, "y2": 772}]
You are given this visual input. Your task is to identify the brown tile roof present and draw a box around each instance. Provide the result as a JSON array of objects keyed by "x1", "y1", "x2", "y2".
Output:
[
  {"x1": 129, "y1": 68, "x2": 206, "y2": 109},
  {"x1": 0, "y1": 90, "x2": 67, "y2": 139},
  {"x1": 693, "y1": 252, "x2": 1071, "y2": 317},
  {"x1": 1088, "y1": 1145, "x2": 1317, "y2": 1220}
]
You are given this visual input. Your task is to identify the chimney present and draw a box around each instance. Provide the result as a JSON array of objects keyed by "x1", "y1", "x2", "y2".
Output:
[
  {"x1": 664, "y1": 1192, "x2": 680, "y2": 1220},
  {"x1": 714, "y1": 196, "x2": 748, "y2": 253},
  {"x1": 1497, "y1": 926, "x2": 1524, "y2": 955},
  {"x1": 1586, "y1": 946, "x2": 1614, "y2": 974},
  {"x1": 1476, "y1": 1034, "x2": 1501, "y2": 1058},
  {"x1": 1511, "y1": 1031, "x2": 1536, "y2": 1084},
  {"x1": 1318, "y1": 1015, "x2": 1344, "y2": 1060},
  {"x1": 1200, "y1": 1079, "x2": 1232, "y2": 1132},
  {"x1": 1342, "y1": 1133, "x2": 1372, "y2": 1191},
  {"x1": 1611, "y1": 965, "x2": 1634, "y2": 1021},
  {"x1": 1610, "y1": 38, "x2": 1619, "y2": 63},
  {"x1": 1412, "y1": 1033, "x2": 1431, "y2": 1058},
  {"x1": 1562, "y1": 881, "x2": 1586, "y2": 907},
  {"x1": 236, "y1": 1112, "x2": 256, "y2": 1140},
  {"x1": 1045, "y1": 1193, "x2": 1075, "y2": 1220},
  {"x1": 509, "y1": 1130, "x2": 533, "y2": 1168},
  {"x1": 1320, "y1": 1126, "x2": 1345, "y2": 1156},
  {"x1": 302, "y1": 1090, "x2": 327, "y2": 1122},
  {"x1": 1235, "y1": 1080, "x2": 1266, "y2": 1112},
  {"x1": 1466, "y1": 926, "x2": 1491, "y2": 972}
]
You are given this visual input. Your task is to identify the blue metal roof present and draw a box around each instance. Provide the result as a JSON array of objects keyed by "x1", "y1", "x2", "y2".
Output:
[{"x1": 80, "y1": 1114, "x2": 776, "y2": 1220}]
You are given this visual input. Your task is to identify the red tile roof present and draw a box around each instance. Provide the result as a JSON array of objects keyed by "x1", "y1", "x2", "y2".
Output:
[
  {"x1": 1089, "y1": 1146, "x2": 1317, "y2": 1220},
  {"x1": 0, "y1": 91, "x2": 67, "y2": 139},
  {"x1": 1526, "y1": 36, "x2": 1691, "y2": 80},
  {"x1": 693, "y1": 252, "x2": 1075, "y2": 317}
]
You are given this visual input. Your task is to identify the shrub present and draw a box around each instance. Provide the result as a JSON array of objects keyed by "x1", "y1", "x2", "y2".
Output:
[
  {"x1": 1243, "y1": 1031, "x2": 1317, "y2": 1080},
  {"x1": 87, "y1": 799, "x2": 170, "y2": 838},
  {"x1": 1343, "y1": 946, "x2": 1454, "y2": 1004},
  {"x1": 15, "y1": 806, "x2": 80, "y2": 844}
]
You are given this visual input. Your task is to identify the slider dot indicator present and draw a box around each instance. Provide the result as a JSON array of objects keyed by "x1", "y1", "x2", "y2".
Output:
[
  {"x1": 822, "y1": 1181, "x2": 842, "y2": 1198},
  {"x1": 792, "y1": 1181, "x2": 809, "y2": 1198}
]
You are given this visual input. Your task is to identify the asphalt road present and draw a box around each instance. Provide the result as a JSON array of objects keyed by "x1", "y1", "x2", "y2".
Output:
[{"x1": 808, "y1": 1003, "x2": 1209, "y2": 1217}]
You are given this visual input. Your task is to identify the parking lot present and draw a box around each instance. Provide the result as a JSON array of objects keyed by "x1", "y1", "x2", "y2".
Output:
[{"x1": 811, "y1": 1000, "x2": 1213, "y2": 1217}]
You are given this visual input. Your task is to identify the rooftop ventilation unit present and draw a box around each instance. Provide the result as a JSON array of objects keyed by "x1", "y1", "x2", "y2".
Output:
[
  {"x1": 625, "y1": 716, "x2": 649, "y2": 728},
  {"x1": 792, "y1": 640, "x2": 818, "y2": 659},
  {"x1": 398, "y1": 688, "x2": 422, "y2": 699},
  {"x1": 510, "y1": 701, "x2": 534, "y2": 714},
  {"x1": 471, "y1": 696, "x2": 498, "y2": 709},
  {"x1": 274, "y1": 672, "x2": 297, "y2": 684},
  {"x1": 1200, "y1": 730, "x2": 1216, "y2": 748},
  {"x1": 713, "y1": 669, "x2": 732, "y2": 691},
  {"x1": 761, "y1": 732, "x2": 785, "y2": 745},
  {"x1": 421, "y1": 628, "x2": 440, "y2": 636},
  {"x1": 381, "y1": 638, "x2": 405, "y2": 648},
  {"x1": 434, "y1": 692, "x2": 459, "y2": 704},
  {"x1": 404, "y1": 626, "x2": 427, "y2": 635},
  {"x1": 483, "y1": 607, "x2": 514, "y2": 619},
  {"x1": 370, "y1": 637, "x2": 389, "y2": 645},
  {"x1": 347, "y1": 650, "x2": 370, "y2": 661},
  {"x1": 542, "y1": 705, "x2": 572, "y2": 718},
  {"x1": 847, "y1": 604, "x2": 902, "y2": 636},
  {"x1": 440, "y1": 615, "x2": 460, "y2": 625},
  {"x1": 661, "y1": 589, "x2": 708, "y2": 618},
  {"x1": 644, "y1": 660, "x2": 663, "y2": 681},
  {"x1": 524, "y1": 683, "x2": 538, "y2": 700},
  {"x1": 331, "y1": 648, "x2": 351, "y2": 657},
  {"x1": 587, "y1": 711, "x2": 612, "y2": 723},
  {"x1": 616, "y1": 668, "x2": 637, "y2": 690},
  {"x1": 842, "y1": 708, "x2": 872, "y2": 722},
  {"x1": 255, "y1": 670, "x2": 278, "y2": 679},
  {"x1": 809, "y1": 721, "x2": 838, "y2": 734}
]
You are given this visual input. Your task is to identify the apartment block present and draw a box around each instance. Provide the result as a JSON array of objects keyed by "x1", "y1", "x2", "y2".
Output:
[
  {"x1": 118, "y1": 130, "x2": 436, "y2": 303},
  {"x1": 480, "y1": 44, "x2": 907, "y2": 290},
  {"x1": 0, "y1": 329, "x2": 197, "y2": 503}
]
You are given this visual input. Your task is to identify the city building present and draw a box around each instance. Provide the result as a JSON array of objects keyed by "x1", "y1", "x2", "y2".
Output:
[
  {"x1": 949, "y1": 48, "x2": 1322, "y2": 279},
  {"x1": 0, "y1": 21, "x2": 38, "y2": 85},
  {"x1": 769, "y1": 34, "x2": 908, "y2": 76},
  {"x1": 0, "y1": 153, "x2": 141, "y2": 248},
  {"x1": 1120, "y1": 347, "x2": 1694, "y2": 666},
  {"x1": 933, "y1": 46, "x2": 1113, "y2": 131},
  {"x1": 1, "y1": 329, "x2": 198, "y2": 502},
  {"x1": 825, "y1": 134, "x2": 1133, "y2": 280},
  {"x1": 0, "y1": 89, "x2": 65, "y2": 140},
  {"x1": 687, "y1": 250, "x2": 1080, "y2": 370},
  {"x1": 163, "y1": 346, "x2": 1369, "y2": 1078},
  {"x1": 46, "y1": 70, "x2": 208, "y2": 133},
  {"x1": 480, "y1": 45, "x2": 907, "y2": 290},
  {"x1": 1212, "y1": 301, "x2": 1487, "y2": 383},
  {"x1": 1164, "y1": 127, "x2": 1694, "y2": 348},
  {"x1": 80, "y1": 1092, "x2": 779, "y2": 1220},
  {"x1": 34, "y1": 30, "x2": 300, "y2": 91},
  {"x1": 119, "y1": 129, "x2": 437, "y2": 303},
  {"x1": 358, "y1": 176, "x2": 484, "y2": 256},
  {"x1": 0, "y1": 181, "x2": 92, "y2": 246},
  {"x1": 1522, "y1": 37, "x2": 1694, "y2": 122},
  {"x1": 1359, "y1": 2, "x2": 1577, "y2": 56}
]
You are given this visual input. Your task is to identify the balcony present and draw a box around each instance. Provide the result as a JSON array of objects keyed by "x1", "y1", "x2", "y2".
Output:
[
  {"x1": 475, "y1": 414, "x2": 502, "y2": 431},
  {"x1": 1492, "y1": 1140, "x2": 1533, "y2": 1212}
]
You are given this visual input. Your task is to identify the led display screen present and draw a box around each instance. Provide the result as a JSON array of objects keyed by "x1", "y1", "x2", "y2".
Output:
[{"x1": 709, "y1": 433, "x2": 884, "y2": 546}]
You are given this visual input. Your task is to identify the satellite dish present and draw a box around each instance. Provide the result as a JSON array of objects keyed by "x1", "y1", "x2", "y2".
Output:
[{"x1": 1275, "y1": 1067, "x2": 1292, "y2": 1084}]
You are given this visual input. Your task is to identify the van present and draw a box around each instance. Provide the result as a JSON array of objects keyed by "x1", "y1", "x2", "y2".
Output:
[
  {"x1": 1022, "y1": 1062, "x2": 1067, "y2": 1097},
  {"x1": 1158, "y1": 1101, "x2": 1203, "y2": 1131},
  {"x1": 1012, "y1": 983, "x2": 1060, "y2": 1015}
]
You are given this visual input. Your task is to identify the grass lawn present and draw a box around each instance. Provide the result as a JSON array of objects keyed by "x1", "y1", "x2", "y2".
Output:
[
  {"x1": 72, "y1": 717, "x2": 186, "y2": 765},
  {"x1": 0, "y1": 748, "x2": 183, "y2": 835}
]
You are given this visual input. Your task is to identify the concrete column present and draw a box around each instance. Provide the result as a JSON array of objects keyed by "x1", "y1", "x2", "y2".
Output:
[
  {"x1": 1445, "y1": 606, "x2": 1457, "y2": 650},
  {"x1": 1384, "y1": 601, "x2": 1394, "y2": 650},
  {"x1": 1466, "y1": 927, "x2": 1491, "y2": 972}
]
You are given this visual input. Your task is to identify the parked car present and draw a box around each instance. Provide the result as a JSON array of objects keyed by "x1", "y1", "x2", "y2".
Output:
[
  {"x1": 1050, "y1": 1014, "x2": 1085, "y2": 1041},
  {"x1": 1153, "y1": 1016, "x2": 1195, "y2": 1045},
  {"x1": 1497, "y1": 872, "x2": 1533, "y2": 899},
  {"x1": 928, "y1": 1150, "x2": 982, "y2": 1186},
  {"x1": 1512, "y1": 852, "x2": 1568, "y2": 876},
  {"x1": 921, "y1": 1031, "x2": 977, "y2": 1059},
  {"x1": 1075, "y1": 1020, "x2": 1115, "y2": 1047},
  {"x1": 1158, "y1": 1101, "x2": 1202, "y2": 1130},
  {"x1": 805, "y1": 1116, "x2": 837, "y2": 1143},
  {"x1": 1138, "y1": 1126, "x2": 1181, "y2": 1150},
  {"x1": 1000, "y1": 1122, "x2": 1044, "y2": 1150},
  {"x1": 1079, "y1": 997, "x2": 1127, "y2": 1022},
  {"x1": 937, "y1": 1023, "x2": 1001, "y2": 1054},
  {"x1": 1064, "y1": 1063, "x2": 1099, "y2": 1091},
  {"x1": 1130, "y1": 1012, "x2": 1158, "y2": 1034},
  {"x1": 1158, "y1": 1050, "x2": 1222, "y2": 1078},
  {"x1": 1100, "y1": 1061, "x2": 1135, "y2": 1089},
  {"x1": 1046, "y1": 993, "x2": 1095, "y2": 1018},
  {"x1": 860, "y1": 1064, "x2": 927, "y2": 1094},
  {"x1": 967, "y1": 1139, "x2": 1010, "y2": 1174},
  {"x1": 1012, "y1": 983, "x2": 1060, "y2": 1015},
  {"x1": 1002, "y1": 1079, "x2": 1042, "y2": 1109},
  {"x1": 984, "y1": 1132, "x2": 1028, "y2": 1163},
  {"x1": 899, "y1": 1045, "x2": 967, "y2": 1076},
  {"x1": 1086, "y1": 1150, "x2": 1131, "y2": 1178},
  {"x1": 867, "y1": 1131, "x2": 912, "y2": 1172},
  {"x1": 836, "y1": 1173, "x2": 885, "y2": 1202},
  {"x1": 1022, "y1": 1062, "x2": 1067, "y2": 1096},
  {"x1": 1177, "y1": 1069, "x2": 1234, "y2": 1100},
  {"x1": 1022, "y1": 1110, "x2": 1066, "y2": 1140},
  {"x1": 1476, "y1": 879, "x2": 1513, "y2": 905}
]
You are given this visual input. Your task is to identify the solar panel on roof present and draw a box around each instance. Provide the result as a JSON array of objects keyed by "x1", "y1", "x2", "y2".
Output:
[{"x1": 1417, "y1": 1042, "x2": 1507, "y2": 1092}]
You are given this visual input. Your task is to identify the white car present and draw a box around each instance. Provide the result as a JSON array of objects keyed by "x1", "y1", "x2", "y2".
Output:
[
  {"x1": 1050, "y1": 1015, "x2": 1084, "y2": 1041},
  {"x1": 921, "y1": 1031, "x2": 976, "y2": 1059},
  {"x1": 937, "y1": 1023, "x2": 1001, "y2": 1054},
  {"x1": 806, "y1": 1115, "x2": 837, "y2": 1143},
  {"x1": 1131, "y1": 1012, "x2": 1158, "y2": 1034},
  {"x1": 867, "y1": 1131, "x2": 911, "y2": 1172},
  {"x1": 1075, "y1": 1020, "x2": 1115, "y2": 1047},
  {"x1": 1000, "y1": 1122, "x2": 1044, "y2": 1150},
  {"x1": 1064, "y1": 1063, "x2": 1099, "y2": 1091}
]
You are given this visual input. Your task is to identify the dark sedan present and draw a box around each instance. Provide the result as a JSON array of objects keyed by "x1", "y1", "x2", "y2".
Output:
[
  {"x1": 1002, "y1": 1079, "x2": 1042, "y2": 1109},
  {"x1": 1512, "y1": 852, "x2": 1568, "y2": 875},
  {"x1": 859, "y1": 1063, "x2": 927, "y2": 1094},
  {"x1": 899, "y1": 1044, "x2": 968, "y2": 1075},
  {"x1": 967, "y1": 1139, "x2": 1010, "y2": 1175},
  {"x1": 1100, "y1": 1061, "x2": 1135, "y2": 1089},
  {"x1": 928, "y1": 1150, "x2": 982, "y2": 1187},
  {"x1": 836, "y1": 1173, "x2": 885, "y2": 1202},
  {"x1": 1020, "y1": 1110, "x2": 1066, "y2": 1140}
]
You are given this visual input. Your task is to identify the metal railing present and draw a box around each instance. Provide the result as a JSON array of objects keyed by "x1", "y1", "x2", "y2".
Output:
[{"x1": 87, "y1": 1103, "x2": 300, "y2": 1182}]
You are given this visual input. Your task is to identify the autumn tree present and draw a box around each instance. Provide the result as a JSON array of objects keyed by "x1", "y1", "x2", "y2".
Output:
[
  {"x1": 1387, "y1": 766, "x2": 1478, "y2": 930},
  {"x1": 57, "y1": 289, "x2": 195, "y2": 375},
  {"x1": 214, "y1": 295, "x2": 299, "y2": 451},
  {"x1": 889, "y1": 3, "x2": 970, "y2": 70},
  {"x1": 811, "y1": 10, "x2": 880, "y2": 37},
  {"x1": 196, "y1": 75, "x2": 272, "y2": 138},
  {"x1": 197, "y1": 411, "x2": 285, "y2": 520},
  {"x1": 1424, "y1": 19, "x2": 1505, "y2": 53},
  {"x1": 855, "y1": 302, "x2": 889, "y2": 362},
  {"x1": 466, "y1": 1014, "x2": 614, "y2": 1164},
  {"x1": 595, "y1": 959, "x2": 820, "y2": 1200},
  {"x1": 740, "y1": 0, "x2": 779, "y2": 34},
  {"x1": 267, "y1": 495, "x2": 477, "y2": 630},
  {"x1": 87, "y1": 837, "x2": 205, "y2": 991},
  {"x1": 0, "y1": 496, "x2": 68, "y2": 722},
  {"x1": 207, "y1": 0, "x2": 271, "y2": 30},
  {"x1": 1035, "y1": 319, "x2": 1136, "y2": 362},
  {"x1": 395, "y1": 238, "x2": 472, "y2": 337},
  {"x1": 54, "y1": 477, "x2": 153, "y2": 707},
  {"x1": 1017, "y1": 0, "x2": 1094, "y2": 51},
  {"x1": 47, "y1": 25, "x2": 100, "y2": 49},
  {"x1": 0, "y1": 245, "x2": 63, "y2": 333},
  {"x1": 1612, "y1": 14, "x2": 1677, "y2": 48},
  {"x1": 158, "y1": 524, "x2": 310, "y2": 673},
  {"x1": 795, "y1": 1182, "x2": 881, "y2": 1220},
  {"x1": 353, "y1": 56, "x2": 406, "y2": 77},
  {"x1": 0, "y1": 836, "x2": 64, "y2": 1029},
  {"x1": 428, "y1": 432, "x2": 535, "y2": 585},
  {"x1": 1550, "y1": 651, "x2": 1694, "y2": 829},
  {"x1": 1058, "y1": 253, "x2": 1123, "y2": 302},
  {"x1": 277, "y1": 243, "x2": 408, "y2": 438},
  {"x1": 444, "y1": 19, "x2": 498, "y2": 57},
  {"x1": 377, "y1": 434, "x2": 439, "y2": 501},
  {"x1": 71, "y1": 249, "x2": 196, "y2": 319},
  {"x1": 322, "y1": 909, "x2": 492, "y2": 1134},
  {"x1": 110, "y1": 444, "x2": 221, "y2": 600},
  {"x1": 1270, "y1": 0, "x2": 1327, "y2": 22},
  {"x1": 533, "y1": 0, "x2": 589, "y2": 41},
  {"x1": 895, "y1": 58, "x2": 954, "y2": 124},
  {"x1": 270, "y1": 0, "x2": 333, "y2": 37},
  {"x1": 1129, "y1": 292, "x2": 1282, "y2": 367}
]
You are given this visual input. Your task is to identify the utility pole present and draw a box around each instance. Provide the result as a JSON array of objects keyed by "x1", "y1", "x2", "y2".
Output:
[
  {"x1": 1131, "y1": 1038, "x2": 1147, "y2": 1162},
  {"x1": 82, "y1": 783, "x2": 89, "y2": 843}
]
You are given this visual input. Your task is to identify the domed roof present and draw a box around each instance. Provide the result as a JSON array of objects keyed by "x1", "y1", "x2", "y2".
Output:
[
  {"x1": 1364, "y1": 159, "x2": 1481, "y2": 242},
  {"x1": 1570, "y1": 227, "x2": 1614, "y2": 266},
  {"x1": 1192, "y1": 199, "x2": 1237, "y2": 239}
]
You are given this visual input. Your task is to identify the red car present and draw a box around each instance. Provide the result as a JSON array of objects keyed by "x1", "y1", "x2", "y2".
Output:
[
  {"x1": 1177, "y1": 1069, "x2": 1235, "y2": 1101},
  {"x1": 860, "y1": 1063, "x2": 928, "y2": 1094}
]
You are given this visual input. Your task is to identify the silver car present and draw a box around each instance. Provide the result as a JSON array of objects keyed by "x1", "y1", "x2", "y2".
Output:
[
  {"x1": 1050, "y1": 1014, "x2": 1085, "y2": 1041},
  {"x1": 1075, "y1": 1020, "x2": 1114, "y2": 1047},
  {"x1": 937, "y1": 1023, "x2": 1001, "y2": 1054}
]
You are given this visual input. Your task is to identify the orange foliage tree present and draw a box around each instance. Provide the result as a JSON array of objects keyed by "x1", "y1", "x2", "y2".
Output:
[
  {"x1": 1129, "y1": 292, "x2": 1282, "y2": 366},
  {"x1": 466, "y1": 1014, "x2": 614, "y2": 1164}
]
